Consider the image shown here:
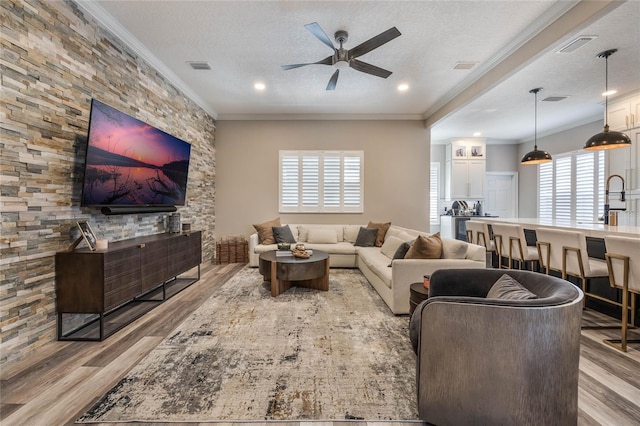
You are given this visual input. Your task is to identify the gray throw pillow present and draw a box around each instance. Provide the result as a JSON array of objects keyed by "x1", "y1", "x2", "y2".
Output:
[
  {"x1": 395, "y1": 241, "x2": 414, "y2": 259},
  {"x1": 486, "y1": 274, "x2": 539, "y2": 300},
  {"x1": 388, "y1": 241, "x2": 414, "y2": 267},
  {"x1": 272, "y1": 225, "x2": 296, "y2": 244},
  {"x1": 355, "y1": 227, "x2": 378, "y2": 247}
]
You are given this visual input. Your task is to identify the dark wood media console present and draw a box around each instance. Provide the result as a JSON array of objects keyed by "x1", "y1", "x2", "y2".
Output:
[{"x1": 55, "y1": 231, "x2": 202, "y2": 341}]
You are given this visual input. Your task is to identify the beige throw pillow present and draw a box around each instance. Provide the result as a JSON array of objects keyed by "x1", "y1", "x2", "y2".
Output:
[
  {"x1": 253, "y1": 217, "x2": 281, "y2": 245},
  {"x1": 442, "y1": 237, "x2": 468, "y2": 259},
  {"x1": 380, "y1": 236, "x2": 405, "y2": 259},
  {"x1": 367, "y1": 221, "x2": 391, "y2": 247},
  {"x1": 405, "y1": 233, "x2": 442, "y2": 259}
]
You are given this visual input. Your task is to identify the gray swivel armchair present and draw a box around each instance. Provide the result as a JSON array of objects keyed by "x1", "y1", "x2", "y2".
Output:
[{"x1": 409, "y1": 269, "x2": 583, "y2": 426}]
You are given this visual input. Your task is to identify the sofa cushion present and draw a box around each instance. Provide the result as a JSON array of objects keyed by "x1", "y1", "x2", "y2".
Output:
[
  {"x1": 406, "y1": 233, "x2": 442, "y2": 259},
  {"x1": 368, "y1": 221, "x2": 391, "y2": 247},
  {"x1": 380, "y1": 236, "x2": 406, "y2": 259},
  {"x1": 297, "y1": 225, "x2": 345, "y2": 242},
  {"x1": 355, "y1": 227, "x2": 378, "y2": 247},
  {"x1": 358, "y1": 247, "x2": 393, "y2": 288},
  {"x1": 344, "y1": 225, "x2": 361, "y2": 244},
  {"x1": 442, "y1": 237, "x2": 468, "y2": 259},
  {"x1": 486, "y1": 274, "x2": 539, "y2": 300},
  {"x1": 272, "y1": 225, "x2": 296, "y2": 244},
  {"x1": 307, "y1": 228, "x2": 338, "y2": 244},
  {"x1": 253, "y1": 217, "x2": 281, "y2": 244},
  {"x1": 304, "y1": 242, "x2": 357, "y2": 255}
]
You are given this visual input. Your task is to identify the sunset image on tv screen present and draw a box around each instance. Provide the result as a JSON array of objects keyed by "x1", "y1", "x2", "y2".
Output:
[{"x1": 82, "y1": 100, "x2": 191, "y2": 206}]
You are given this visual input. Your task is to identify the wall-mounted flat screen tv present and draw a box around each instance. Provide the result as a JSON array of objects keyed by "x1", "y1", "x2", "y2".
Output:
[{"x1": 81, "y1": 99, "x2": 191, "y2": 208}]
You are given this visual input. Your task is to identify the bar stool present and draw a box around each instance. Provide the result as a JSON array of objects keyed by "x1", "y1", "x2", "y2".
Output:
[
  {"x1": 465, "y1": 220, "x2": 495, "y2": 268},
  {"x1": 535, "y1": 227, "x2": 609, "y2": 310},
  {"x1": 490, "y1": 223, "x2": 539, "y2": 270},
  {"x1": 604, "y1": 235, "x2": 640, "y2": 352}
]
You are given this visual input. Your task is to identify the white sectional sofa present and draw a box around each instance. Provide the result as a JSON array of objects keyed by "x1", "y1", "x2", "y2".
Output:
[{"x1": 249, "y1": 224, "x2": 486, "y2": 314}]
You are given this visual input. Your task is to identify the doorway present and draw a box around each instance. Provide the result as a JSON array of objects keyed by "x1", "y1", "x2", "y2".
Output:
[{"x1": 485, "y1": 172, "x2": 518, "y2": 218}]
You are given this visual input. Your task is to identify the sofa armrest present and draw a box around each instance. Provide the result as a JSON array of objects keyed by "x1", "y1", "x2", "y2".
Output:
[
  {"x1": 465, "y1": 243, "x2": 487, "y2": 264},
  {"x1": 249, "y1": 232, "x2": 259, "y2": 251},
  {"x1": 392, "y1": 258, "x2": 486, "y2": 287}
]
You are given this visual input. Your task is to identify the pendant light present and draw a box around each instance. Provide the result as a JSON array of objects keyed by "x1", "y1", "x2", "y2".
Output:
[
  {"x1": 583, "y1": 49, "x2": 632, "y2": 150},
  {"x1": 521, "y1": 87, "x2": 552, "y2": 165}
]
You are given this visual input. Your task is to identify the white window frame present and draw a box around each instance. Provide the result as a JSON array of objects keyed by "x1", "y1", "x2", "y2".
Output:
[
  {"x1": 279, "y1": 150, "x2": 364, "y2": 213},
  {"x1": 430, "y1": 162, "x2": 440, "y2": 225},
  {"x1": 537, "y1": 150, "x2": 606, "y2": 222}
]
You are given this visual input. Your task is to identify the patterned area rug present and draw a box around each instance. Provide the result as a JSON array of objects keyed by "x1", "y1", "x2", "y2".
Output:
[{"x1": 78, "y1": 267, "x2": 418, "y2": 422}]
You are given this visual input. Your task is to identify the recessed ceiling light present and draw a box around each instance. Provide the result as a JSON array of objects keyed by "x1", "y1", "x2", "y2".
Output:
[
  {"x1": 397, "y1": 83, "x2": 409, "y2": 92},
  {"x1": 254, "y1": 82, "x2": 266, "y2": 91},
  {"x1": 473, "y1": 132, "x2": 482, "y2": 137},
  {"x1": 602, "y1": 90, "x2": 617, "y2": 96}
]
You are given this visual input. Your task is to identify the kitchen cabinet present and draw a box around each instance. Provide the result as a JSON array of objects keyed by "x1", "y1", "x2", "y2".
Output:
[
  {"x1": 445, "y1": 139, "x2": 486, "y2": 199},
  {"x1": 607, "y1": 92, "x2": 640, "y2": 131},
  {"x1": 447, "y1": 159, "x2": 486, "y2": 199}
]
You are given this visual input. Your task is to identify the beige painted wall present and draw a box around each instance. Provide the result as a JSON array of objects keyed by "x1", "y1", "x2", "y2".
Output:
[{"x1": 216, "y1": 120, "x2": 430, "y2": 238}]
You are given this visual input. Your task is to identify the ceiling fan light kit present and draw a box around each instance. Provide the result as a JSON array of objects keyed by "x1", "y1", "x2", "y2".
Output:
[
  {"x1": 583, "y1": 48, "x2": 632, "y2": 151},
  {"x1": 282, "y1": 22, "x2": 401, "y2": 90},
  {"x1": 521, "y1": 87, "x2": 552, "y2": 165}
]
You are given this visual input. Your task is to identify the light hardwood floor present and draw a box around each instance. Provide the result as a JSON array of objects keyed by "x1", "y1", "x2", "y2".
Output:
[{"x1": 1, "y1": 263, "x2": 639, "y2": 425}]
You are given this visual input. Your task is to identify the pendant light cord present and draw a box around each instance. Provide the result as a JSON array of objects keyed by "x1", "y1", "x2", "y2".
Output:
[
  {"x1": 604, "y1": 53, "x2": 609, "y2": 122},
  {"x1": 534, "y1": 90, "x2": 538, "y2": 150}
]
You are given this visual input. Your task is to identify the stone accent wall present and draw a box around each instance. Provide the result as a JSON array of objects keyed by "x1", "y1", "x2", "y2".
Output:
[{"x1": 0, "y1": 0, "x2": 216, "y2": 366}]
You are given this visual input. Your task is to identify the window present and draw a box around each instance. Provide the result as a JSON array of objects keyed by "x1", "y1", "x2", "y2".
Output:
[
  {"x1": 279, "y1": 150, "x2": 363, "y2": 213},
  {"x1": 430, "y1": 162, "x2": 440, "y2": 225},
  {"x1": 537, "y1": 150, "x2": 606, "y2": 222}
]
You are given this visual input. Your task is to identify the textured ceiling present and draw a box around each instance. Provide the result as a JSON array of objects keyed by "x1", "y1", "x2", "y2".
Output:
[{"x1": 82, "y1": 0, "x2": 640, "y2": 142}]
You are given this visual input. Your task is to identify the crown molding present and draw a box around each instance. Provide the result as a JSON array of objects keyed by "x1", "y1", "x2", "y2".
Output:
[
  {"x1": 73, "y1": 0, "x2": 217, "y2": 119},
  {"x1": 216, "y1": 113, "x2": 425, "y2": 121}
]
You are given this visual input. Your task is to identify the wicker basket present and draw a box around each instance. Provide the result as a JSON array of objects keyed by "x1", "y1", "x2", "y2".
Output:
[{"x1": 216, "y1": 235, "x2": 248, "y2": 264}]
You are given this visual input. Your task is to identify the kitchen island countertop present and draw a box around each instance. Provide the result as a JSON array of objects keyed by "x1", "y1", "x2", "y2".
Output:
[{"x1": 472, "y1": 217, "x2": 640, "y2": 239}]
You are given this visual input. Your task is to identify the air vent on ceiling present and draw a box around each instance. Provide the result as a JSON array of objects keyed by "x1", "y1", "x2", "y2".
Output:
[
  {"x1": 453, "y1": 61, "x2": 478, "y2": 70},
  {"x1": 542, "y1": 96, "x2": 569, "y2": 102},
  {"x1": 187, "y1": 61, "x2": 211, "y2": 70},
  {"x1": 556, "y1": 36, "x2": 597, "y2": 54}
]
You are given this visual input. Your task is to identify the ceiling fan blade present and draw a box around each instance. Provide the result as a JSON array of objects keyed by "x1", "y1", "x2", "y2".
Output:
[
  {"x1": 348, "y1": 27, "x2": 401, "y2": 59},
  {"x1": 349, "y1": 59, "x2": 392, "y2": 78},
  {"x1": 305, "y1": 22, "x2": 336, "y2": 51},
  {"x1": 281, "y1": 55, "x2": 333, "y2": 70},
  {"x1": 326, "y1": 69, "x2": 339, "y2": 91}
]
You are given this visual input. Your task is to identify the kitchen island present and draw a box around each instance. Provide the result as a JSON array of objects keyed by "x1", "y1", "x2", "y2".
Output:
[{"x1": 472, "y1": 217, "x2": 640, "y2": 239}]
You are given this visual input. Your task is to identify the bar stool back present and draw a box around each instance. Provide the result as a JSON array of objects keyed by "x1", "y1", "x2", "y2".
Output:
[
  {"x1": 465, "y1": 220, "x2": 495, "y2": 267},
  {"x1": 490, "y1": 223, "x2": 538, "y2": 270},
  {"x1": 535, "y1": 227, "x2": 609, "y2": 310},
  {"x1": 604, "y1": 235, "x2": 640, "y2": 351}
]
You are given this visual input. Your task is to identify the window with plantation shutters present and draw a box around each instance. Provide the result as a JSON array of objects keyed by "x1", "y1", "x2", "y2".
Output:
[
  {"x1": 538, "y1": 161, "x2": 553, "y2": 221},
  {"x1": 279, "y1": 150, "x2": 363, "y2": 213},
  {"x1": 430, "y1": 162, "x2": 440, "y2": 225},
  {"x1": 537, "y1": 150, "x2": 606, "y2": 222},
  {"x1": 555, "y1": 156, "x2": 572, "y2": 222}
]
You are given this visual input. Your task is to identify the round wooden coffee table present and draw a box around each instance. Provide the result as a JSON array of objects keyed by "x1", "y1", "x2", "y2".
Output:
[
  {"x1": 409, "y1": 282, "x2": 429, "y2": 315},
  {"x1": 258, "y1": 250, "x2": 330, "y2": 297}
]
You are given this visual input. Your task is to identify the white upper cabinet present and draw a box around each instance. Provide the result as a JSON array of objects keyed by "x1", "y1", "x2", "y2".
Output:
[
  {"x1": 607, "y1": 91, "x2": 640, "y2": 131},
  {"x1": 446, "y1": 139, "x2": 486, "y2": 199}
]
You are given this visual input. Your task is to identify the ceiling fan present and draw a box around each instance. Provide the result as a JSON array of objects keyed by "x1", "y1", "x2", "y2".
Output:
[{"x1": 282, "y1": 22, "x2": 401, "y2": 90}]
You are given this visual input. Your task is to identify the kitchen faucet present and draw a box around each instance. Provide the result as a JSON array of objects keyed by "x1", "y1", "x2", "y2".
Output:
[{"x1": 604, "y1": 174, "x2": 626, "y2": 224}]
